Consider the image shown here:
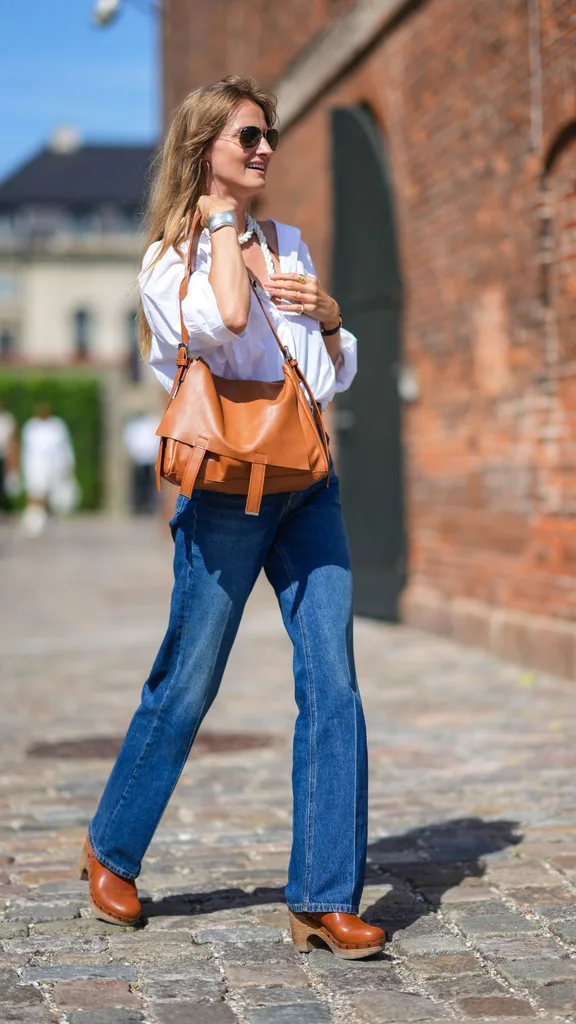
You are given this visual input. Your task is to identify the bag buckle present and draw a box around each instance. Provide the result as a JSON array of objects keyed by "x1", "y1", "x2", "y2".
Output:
[{"x1": 176, "y1": 344, "x2": 189, "y2": 368}]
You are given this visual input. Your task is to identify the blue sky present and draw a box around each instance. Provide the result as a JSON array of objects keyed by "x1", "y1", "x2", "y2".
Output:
[{"x1": 0, "y1": 0, "x2": 159, "y2": 181}]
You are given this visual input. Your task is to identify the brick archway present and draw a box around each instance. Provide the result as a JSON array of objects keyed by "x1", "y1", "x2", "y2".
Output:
[
  {"x1": 545, "y1": 130, "x2": 576, "y2": 364},
  {"x1": 331, "y1": 104, "x2": 406, "y2": 620},
  {"x1": 541, "y1": 125, "x2": 576, "y2": 517}
]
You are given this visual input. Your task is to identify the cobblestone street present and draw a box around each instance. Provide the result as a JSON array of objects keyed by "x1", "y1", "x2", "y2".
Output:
[{"x1": 1, "y1": 516, "x2": 576, "y2": 1024}]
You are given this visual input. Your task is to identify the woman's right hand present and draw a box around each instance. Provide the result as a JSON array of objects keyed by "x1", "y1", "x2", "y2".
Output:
[{"x1": 197, "y1": 196, "x2": 237, "y2": 229}]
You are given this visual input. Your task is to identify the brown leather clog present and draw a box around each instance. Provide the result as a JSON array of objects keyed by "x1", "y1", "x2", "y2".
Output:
[
  {"x1": 78, "y1": 836, "x2": 141, "y2": 926},
  {"x1": 288, "y1": 909, "x2": 386, "y2": 959}
]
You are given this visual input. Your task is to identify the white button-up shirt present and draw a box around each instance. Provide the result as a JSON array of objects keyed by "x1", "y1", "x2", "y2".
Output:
[{"x1": 139, "y1": 219, "x2": 357, "y2": 406}]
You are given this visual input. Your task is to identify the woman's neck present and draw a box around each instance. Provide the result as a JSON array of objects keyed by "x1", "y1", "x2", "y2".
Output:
[
  {"x1": 234, "y1": 202, "x2": 249, "y2": 235},
  {"x1": 207, "y1": 187, "x2": 250, "y2": 234}
]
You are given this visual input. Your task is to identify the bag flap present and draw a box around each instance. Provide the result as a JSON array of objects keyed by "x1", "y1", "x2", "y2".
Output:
[{"x1": 157, "y1": 360, "x2": 314, "y2": 472}]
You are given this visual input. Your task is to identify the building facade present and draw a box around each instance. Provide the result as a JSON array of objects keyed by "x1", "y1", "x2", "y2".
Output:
[
  {"x1": 0, "y1": 130, "x2": 160, "y2": 510},
  {"x1": 162, "y1": 0, "x2": 576, "y2": 677},
  {"x1": 0, "y1": 130, "x2": 153, "y2": 372}
]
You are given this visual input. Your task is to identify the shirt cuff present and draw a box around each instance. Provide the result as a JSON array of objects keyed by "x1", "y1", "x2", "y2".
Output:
[{"x1": 333, "y1": 327, "x2": 357, "y2": 393}]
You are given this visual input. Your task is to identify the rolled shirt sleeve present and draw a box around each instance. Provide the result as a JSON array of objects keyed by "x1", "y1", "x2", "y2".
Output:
[
  {"x1": 139, "y1": 239, "x2": 246, "y2": 391},
  {"x1": 298, "y1": 240, "x2": 358, "y2": 395}
]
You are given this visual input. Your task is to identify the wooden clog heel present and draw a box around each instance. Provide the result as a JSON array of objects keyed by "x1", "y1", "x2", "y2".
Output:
[{"x1": 288, "y1": 909, "x2": 386, "y2": 960}]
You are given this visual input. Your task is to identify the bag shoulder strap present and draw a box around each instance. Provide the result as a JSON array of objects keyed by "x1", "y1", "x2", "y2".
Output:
[
  {"x1": 176, "y1": 213, "x2": 203, "y2": 368},
  {"x1": 178, "y1": 212, "x2": 289, "y2": 364},
  {"x1": 250, "y1": 286, "x2": 329, "y2": 460}
]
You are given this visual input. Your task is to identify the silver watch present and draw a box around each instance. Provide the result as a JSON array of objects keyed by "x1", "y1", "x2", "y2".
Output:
[{"x1": 208, "y1": 210, "x2": 237, "y2": 234}]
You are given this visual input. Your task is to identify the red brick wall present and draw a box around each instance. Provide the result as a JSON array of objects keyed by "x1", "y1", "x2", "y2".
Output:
[
  {"x1": 161, "y1": 0, "x2": 332, "y2": 124},
  {"x1": 163, "y1": 0, "x2": 576, "y2": 634}
]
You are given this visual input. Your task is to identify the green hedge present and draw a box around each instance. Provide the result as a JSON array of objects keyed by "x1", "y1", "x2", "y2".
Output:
[{"x1": 0, "y1": 370, "x2": 103, "y2": 509}]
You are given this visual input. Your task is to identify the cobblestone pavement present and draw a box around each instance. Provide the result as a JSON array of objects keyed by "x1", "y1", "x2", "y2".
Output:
[{"x1": 1, "y1": 515, "x2": 576, "y2": 1024}]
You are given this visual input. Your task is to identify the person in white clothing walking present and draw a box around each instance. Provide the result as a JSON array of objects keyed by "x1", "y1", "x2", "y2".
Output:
[
  {"x1": 122, "y1": 411, "x2": 160, "y2": 514},
  {"x1": 21, "y1": 403, "x2": 76, "y2": 535}
]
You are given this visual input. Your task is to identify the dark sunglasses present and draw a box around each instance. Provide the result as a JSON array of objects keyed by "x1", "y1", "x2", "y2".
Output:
[{"x1": 234, "y1": 126, "x2": 279, "y2": 151}]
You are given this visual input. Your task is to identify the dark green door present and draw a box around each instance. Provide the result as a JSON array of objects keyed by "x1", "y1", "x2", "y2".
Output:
[{"x1": 331, "y1": 106, "x2": 406, "y2": 619}]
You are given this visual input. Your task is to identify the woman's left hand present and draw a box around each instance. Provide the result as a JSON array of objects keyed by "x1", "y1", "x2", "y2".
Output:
[{"x1": 264, "y1": 273, "x2": 341, "y2": 329}]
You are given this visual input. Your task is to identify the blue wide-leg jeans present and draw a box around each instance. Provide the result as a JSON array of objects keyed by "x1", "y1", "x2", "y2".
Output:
[{"x1": 89, "y1": 467, "x2": 368, "y2": 913}]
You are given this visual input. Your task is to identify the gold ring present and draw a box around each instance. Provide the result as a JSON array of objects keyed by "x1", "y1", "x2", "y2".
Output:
[
  {"x1": 300, "y1": 303, "x2": 305, "y2": 315},
  {"x1": 298, "y1": 274, "x2": 306, "y2": 285}
]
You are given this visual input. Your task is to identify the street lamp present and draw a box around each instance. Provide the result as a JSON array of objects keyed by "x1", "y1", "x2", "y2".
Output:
[
  {"x1": 92, "y1": 0, "x2": 159, "y2": 25},
  {"x1": 92, "y1": 0, "x2": 121, "y2": 25}
]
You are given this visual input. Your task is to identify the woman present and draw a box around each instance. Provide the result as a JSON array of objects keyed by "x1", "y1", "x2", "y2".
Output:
[{"x1": 80, "y1": 76, "x2": 385, "y2": 960}]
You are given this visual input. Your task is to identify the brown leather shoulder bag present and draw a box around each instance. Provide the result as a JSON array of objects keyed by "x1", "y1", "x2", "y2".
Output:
[{"x1": 154, "y1": 214, "x2": 330, "y2": 515}]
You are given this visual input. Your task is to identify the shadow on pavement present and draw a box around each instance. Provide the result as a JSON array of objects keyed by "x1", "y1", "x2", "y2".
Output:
[
  {"x1": 140, "y1": 816, "x2": 523, "y2": 936},
  {"x1": 361, "y1": 816, "x2": 522, "y2": 935}
]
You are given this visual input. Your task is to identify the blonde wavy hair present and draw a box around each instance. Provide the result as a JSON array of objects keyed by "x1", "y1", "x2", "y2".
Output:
[{"x1": 139, "y1": 75, "x2": 278, "y2": 359}]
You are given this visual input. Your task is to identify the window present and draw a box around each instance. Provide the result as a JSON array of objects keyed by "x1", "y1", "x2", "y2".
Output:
[
  {"x1": 73, "y1": 308, "x2": 92, "y2": 361},
  {"x1": 0, "y1": 325, "x2": 16, "y2": 359},
  {"x1": 0, "y1": 214, "x2": 13, "y2": 238},
  {"x1": 0, "y1": 273, "x2": 18, "y2": 300},
  {"x1": 73, "y1": 208, "x2": 99, "y2": 234},
  {"x1": 126, "y1": 309, "x2": 141, "y2": 382}
]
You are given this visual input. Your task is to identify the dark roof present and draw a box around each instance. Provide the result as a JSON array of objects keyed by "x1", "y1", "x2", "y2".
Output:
[{"x1": 0, "y1": 144, "x2": 156, "y2": 209}]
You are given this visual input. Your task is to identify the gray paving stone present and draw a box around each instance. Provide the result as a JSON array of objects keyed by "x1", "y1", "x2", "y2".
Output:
[
  {"x1": 193, "y1": 924, "x2": 282, "y2": 945},
  {"x1": 425, "y1": 973, "x2": 508, "y2": 1001},
  {"x1": 446, "y1": 905, "x2": 538, "y2": 938},
  {"x1": 31, "y1": 917, "x2": 136, "y2": 935},
  {"x1": 224, "y1": 964, "x2": 310, "y2": 989},
  {"x1": 350, "y1": 990, "x2": 449, "y2": 1022},
  {"x1": 140, "y1": 957, "x2": 221, "y2": 982},
  {"x1": 141, "y1": 976, "x2": 225, "y2": 1002},
  {"x1": 4, "y1": 934, "x2": 109, "y2": 956},
  {"x1": 0, "y1": 1007, "x2": 56, "y2": 1023},
  {"x1": 151, "y1": 1004, "x2": 238, "y2": 1024},
  {"x1": 306, "y1": 948, "x2": 403, "y2": 991},
  {"x1": 452, "y1": 995, "x2": 537, "y2": 1017},
  {"x1": 536, "y1": 980, "x2": 576, "y2": 1013},
  {"x1": 67, "y1": 1013, "x2": 144, "y2": 1024},
  {"x1": 0, "y1": 922, "x2": 28, "y2": 939},
  {"x1": 497, "y1": 957, "x2": 576, "y2": 987},
  {"x1": 0, "y1": 951, "x2": 28, "y2": 969},
  {"x1": 5, "y1": 902, "x2": 81, "y2": 923},
  {"x1": 420, "y1": 883, "x2": 495, "y2": 906},
  {"x1": 37, "y1": 880, "x2": 88, "y2": 895},
  {"x1": 393, "y1": 913, "x2": 448, "y2": 937},
  {"x1": 408, "y1": 953, "x2": 485, "y2": 979},
  {"x1": 243, "y1": 1004, "x2": 332, "y2": 1024},
  {"x1": 217, "y1": 943, "x2": 302, "y2": 966},
  {"x1": 391, "y1": 932, "x2": 468, "y2": 955},
  {"x1": 51, "y1": 978, "x2": 142, "y2": 1010},
  {"x1": 127, "y1": 915, "x2": 196, "y2": 933},
  {"x1": 108, "y1": 932, "x2": 208, "y2": 962},
  {"x1": 477, "y1": 935, "x2": 568, "y2": 960},
  {"x1": 533, "y1": 902, "x2": 576, "y2": 923},
  {"x1": 243, "y1": 987, "x2": 326, "y2": 1007},
  {"x1": 549, "y1": 919, "x2": 576, "y2": 945},
  {"x1": 46, "y1": 952, "x2": 112, "y2": 968},
  {"x1": 23, "y1": 964, "x2": 138, "y2": 983},
  {"x1": 0, "y1": 968, "x2": 46, "y2": 1005}
]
